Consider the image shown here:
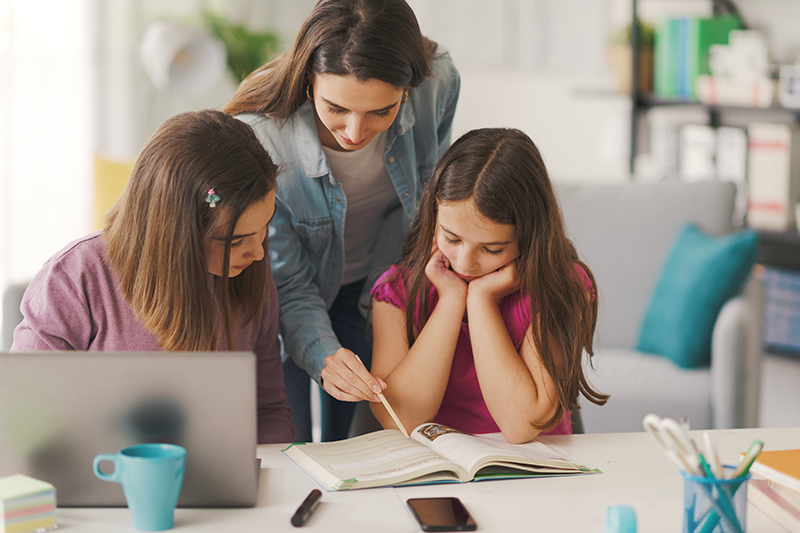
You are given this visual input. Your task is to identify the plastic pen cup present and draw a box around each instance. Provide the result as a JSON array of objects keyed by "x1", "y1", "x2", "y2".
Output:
[{"x1": 681, "y1": 465, "x2": 750, "y2": 533}]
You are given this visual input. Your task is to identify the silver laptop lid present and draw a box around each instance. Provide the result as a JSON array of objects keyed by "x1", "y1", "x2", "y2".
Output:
[{"x1": 0, "y1": 351, "x2": 258, "y2": 507}]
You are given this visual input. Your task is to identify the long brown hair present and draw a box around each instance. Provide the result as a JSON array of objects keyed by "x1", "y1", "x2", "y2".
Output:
[
  {"x1": 222, "y1": 0, "x2": 436, "y2": 118},
  {"x1": 395, "y1": 128, "x2": 608, "y2": 429},
  {"x1": 104, "y1": 109, "x2": 279, "y2": 351}
]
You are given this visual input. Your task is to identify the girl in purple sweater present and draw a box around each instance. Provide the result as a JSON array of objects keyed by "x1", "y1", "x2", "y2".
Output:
[
  {"x1": 12, "y1": 109, "x2": 293, "y2": 443},
  {"x1": 370, "y1": 128, "x2": 608, "y2": 444}
]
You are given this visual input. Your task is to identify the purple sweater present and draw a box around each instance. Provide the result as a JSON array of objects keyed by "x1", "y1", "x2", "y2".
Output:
[{"x1": 12, "y1": 232, "x2": 293, "y2": 444}]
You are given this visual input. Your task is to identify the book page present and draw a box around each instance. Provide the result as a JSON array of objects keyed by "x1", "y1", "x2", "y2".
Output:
[
  {"x1": 411, "y1": 424, "x2": 585, "y2": 477},
  {"x1": 284, "y1": 429, "x2": 468, "y2": 490}
]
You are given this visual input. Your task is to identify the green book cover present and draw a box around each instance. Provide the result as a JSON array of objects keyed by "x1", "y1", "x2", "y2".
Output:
[
  {"x1": 689, "y1": 16, "x2": 741, "y2": 98},
  {"x1": 654, "y1": 18, "x2": 680, "y2": 98}
]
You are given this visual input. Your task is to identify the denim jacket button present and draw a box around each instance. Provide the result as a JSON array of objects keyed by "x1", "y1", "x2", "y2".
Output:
[
  {"x1": 335, "y1": 197, "x2": 341, "y2": 202},
  {"x1": 332, "y1": 261, "x2": 338, "y2": 268},
  {"x1": 389, "y1": 157, "x2": 396, "y2": 163}
]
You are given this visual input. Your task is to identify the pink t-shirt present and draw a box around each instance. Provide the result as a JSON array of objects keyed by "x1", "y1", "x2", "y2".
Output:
[{"x1": 371, "y1": 265, "x2": 594, "y2": 436}]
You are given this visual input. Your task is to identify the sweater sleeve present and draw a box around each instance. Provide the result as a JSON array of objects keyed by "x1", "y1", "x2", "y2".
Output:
[
  {"x1": 253, "y1": 280, "x2": 294, "y2": 444},
  {"x1": 11, "y1": 260, "x2": 94, "y2": 351}
]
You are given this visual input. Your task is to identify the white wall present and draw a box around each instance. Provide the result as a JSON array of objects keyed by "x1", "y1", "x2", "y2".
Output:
[{"x1": 409, "y1": 0, "x2": 632, "y2": 182}]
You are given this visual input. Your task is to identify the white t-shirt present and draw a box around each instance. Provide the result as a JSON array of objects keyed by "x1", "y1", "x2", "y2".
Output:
[{"x1": 322, "y1": 130, "x2": 397, "y2": 285}]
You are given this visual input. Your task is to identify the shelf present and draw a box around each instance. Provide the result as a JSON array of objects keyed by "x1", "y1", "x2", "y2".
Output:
[
  {"x1": 637, "y1": 94, "x2": 800, "y2": 119},
  {"x1": 757, "y1": 230, "x2": 800, "y2": 271},
  {"x1": 757, "y1": 229, "x2": 800, "y2": 246}
]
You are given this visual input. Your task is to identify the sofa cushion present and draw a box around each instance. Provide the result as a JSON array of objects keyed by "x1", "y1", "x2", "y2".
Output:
[
  {"x1": 636, "y1": 223, "x2": 758, "y2": 368},
  {"x1": 555, "y1": 181, "x2": 736, "y2": 349},
  {"x1": 579, "y1": 347, "x2": 711, "y2": 433}
]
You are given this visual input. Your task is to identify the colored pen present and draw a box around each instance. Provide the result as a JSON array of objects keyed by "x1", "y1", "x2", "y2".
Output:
[
  {"x1": 702, "y1": 431, "x2": 724, "y2": 479},
  {"x1": 291, "y1": 489, "x2": 322, "y2": 527},
  {"x1": 732, "y1": 439, "x2": 763, "y2": 478}
]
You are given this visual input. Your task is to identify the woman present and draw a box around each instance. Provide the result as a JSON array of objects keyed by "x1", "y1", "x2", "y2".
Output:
[
  {"x1": 12, "y1": 109, "x2": 293, "y2": 444},
  {"x1": 223, "y1": 0, "x2": 460, "y2": 441}
]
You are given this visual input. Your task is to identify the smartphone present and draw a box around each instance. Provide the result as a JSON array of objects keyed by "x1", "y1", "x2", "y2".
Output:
[{"x1": 407, "y1": 497, "x2": 477, "y2": 532}]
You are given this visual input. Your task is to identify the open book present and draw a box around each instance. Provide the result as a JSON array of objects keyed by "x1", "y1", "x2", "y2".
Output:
[{"x1": 283, "y1": 423, "x2": 598, "y2": 491}]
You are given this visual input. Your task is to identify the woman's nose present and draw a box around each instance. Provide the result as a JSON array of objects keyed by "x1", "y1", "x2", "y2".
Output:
[{"x1": 346, "y1": 116, "x2": 365, "y2": 142}]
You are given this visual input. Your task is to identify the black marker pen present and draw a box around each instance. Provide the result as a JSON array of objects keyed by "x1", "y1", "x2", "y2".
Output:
[{"x1": 291, "y1": 489, "x2": 322, "y2": 527}]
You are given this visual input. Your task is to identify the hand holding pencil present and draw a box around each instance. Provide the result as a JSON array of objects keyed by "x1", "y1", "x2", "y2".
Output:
[{"x1": 351, "y1": 354, "x2": 410, "y2": 438}]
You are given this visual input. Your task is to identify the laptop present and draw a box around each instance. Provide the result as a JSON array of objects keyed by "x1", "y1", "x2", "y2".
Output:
[{"x1": 0, "y1": 351, "x2": 260, "y2": 507}]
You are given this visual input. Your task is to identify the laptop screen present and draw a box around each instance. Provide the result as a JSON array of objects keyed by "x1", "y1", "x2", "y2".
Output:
[{"x1": 0, "y1": 351, "x2": 259, "y2": 507}]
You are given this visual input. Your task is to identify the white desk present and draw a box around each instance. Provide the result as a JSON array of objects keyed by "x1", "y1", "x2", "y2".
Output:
[{"x1": 54, "y1": 427, "x2": 798, "y2": 532}]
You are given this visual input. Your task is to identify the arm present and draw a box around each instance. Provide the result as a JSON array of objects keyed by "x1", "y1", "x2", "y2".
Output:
[
  {"x1": 253, "y1": 284, "x2": 294, "y2": 444},
  {"x1": 466, "y1": 263, "x2": 559, "y2": 444},
  {"x1": 370, "y1": 250, "x2": 467, "y2": 431},
  {"x1": 268, "y1": 198, "x2": 383, "y2": 403},
  {"x1": 11, "y1": 262, "x2": 92, "y2": 351}
]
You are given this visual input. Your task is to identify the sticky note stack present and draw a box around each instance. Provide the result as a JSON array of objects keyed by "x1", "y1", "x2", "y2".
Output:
[{"x1": 0, "y1": 474, "x2": 56, "y2": 533}]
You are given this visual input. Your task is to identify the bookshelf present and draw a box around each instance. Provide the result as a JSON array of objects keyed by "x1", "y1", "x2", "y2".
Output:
[{"x1": 628, "y1": 0, "x2": 800, "y2": 173}]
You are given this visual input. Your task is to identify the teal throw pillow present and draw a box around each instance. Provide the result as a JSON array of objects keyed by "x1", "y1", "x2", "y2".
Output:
[{"x1": 636, "y1": 223, "x2": 758, "y2": 368}]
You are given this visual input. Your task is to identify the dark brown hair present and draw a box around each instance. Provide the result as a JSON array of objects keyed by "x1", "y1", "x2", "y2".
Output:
[
  {"x1": 222, "y1": 0, "x2": 436, "y2": 118},
  {"x1": 394, "y1": 128, "x2": 608, "y2": 429},
  {"x1": 104, "y1": 109, "x2": 279, "y2": 351}
]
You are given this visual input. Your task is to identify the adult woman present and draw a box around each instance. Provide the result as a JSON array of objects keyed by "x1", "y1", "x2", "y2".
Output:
[
  {"x1": 12, "y1": 109, "x2": 293, "y2": 444},
  {"x1": 223, "y1": 0, "x2": 460, "y2": 441}
]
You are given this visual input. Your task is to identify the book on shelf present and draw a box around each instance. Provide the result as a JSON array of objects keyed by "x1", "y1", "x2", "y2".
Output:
[
  {"x1": 654, "y1": 15, "x2": 740, "y2": 100},
  {"x1": 746, "y1": 122, "x2": 800, "y2": 232},
  {"x1": 282, "y1": 422, "x2": 597, "y2": 491},
  {"x1": 695, "y1": 75, "x2": 775, "y2": 108},
  {"x1": 749, "y1": 479, "x2": 800, "y2": 533}
]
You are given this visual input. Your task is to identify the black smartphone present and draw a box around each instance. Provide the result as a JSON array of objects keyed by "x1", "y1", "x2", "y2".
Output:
[{"x1": 407, "y1": 497, "x2": 477, "y2": 532}]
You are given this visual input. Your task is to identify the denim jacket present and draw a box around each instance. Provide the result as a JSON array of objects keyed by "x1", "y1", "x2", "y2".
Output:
[{"x1": 237, "y1": 50, "x2": 460, "y2": 384}]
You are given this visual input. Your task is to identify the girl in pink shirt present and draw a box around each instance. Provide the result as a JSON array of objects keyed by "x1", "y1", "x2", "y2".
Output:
[{"x1": 370, "y1": 128, "x2": 608, "y2": 443}]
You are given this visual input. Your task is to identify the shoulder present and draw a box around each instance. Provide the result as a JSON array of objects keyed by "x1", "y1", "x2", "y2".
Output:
[
  {"x1": 429, "y1": 46, "x2": 460, "y2": 89},
  {"x1": 235, "y1": 105, "x2": 326, "y2": 189},
  {"x1": 411, "y1": 47, "x2": 460, "y2": 106},
  {"x1": 40, "y1": 231, "x2": 111, "y2": 282},
  {"x1": 24, "y1": 232, "x2": 118, "y2": 306},
  {"x1": 371, "y1": 265, "x2": 409, "y2": 310}
]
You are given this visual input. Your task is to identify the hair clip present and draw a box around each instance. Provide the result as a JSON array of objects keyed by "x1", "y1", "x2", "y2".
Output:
[{"x1": 205, "y1": 188, "x2": 221, "y2": 208}]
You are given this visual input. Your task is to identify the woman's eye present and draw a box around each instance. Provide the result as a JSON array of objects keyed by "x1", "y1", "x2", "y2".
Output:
[
  {"x1": 231, "y1": 240, "x2": 244, "y2": 249},
  {"x1": 373, "y1": 109, "x2": 392, "y2": 118},
  {"x1": 484, "y1": 248, "x2": 503, "y2": 256},
  {"x1": 444, "y1": 236, "x2": 459, "y2": 245},
  {"x1": 327, "y1": 106, "x2": 346, "y2": 115}
]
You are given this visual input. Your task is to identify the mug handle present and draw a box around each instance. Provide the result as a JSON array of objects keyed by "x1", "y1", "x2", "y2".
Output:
[{"x1": 93, "y1": 454, "x2": 122, "y2": 483}]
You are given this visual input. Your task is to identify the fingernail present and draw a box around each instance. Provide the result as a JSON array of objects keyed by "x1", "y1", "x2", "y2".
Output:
[
  {"x1": 372, "y1": 384, "x2": 381, "y2": 393},
  {"x1": 373, "y1": 394, "x2": 380, "y2": 402}
]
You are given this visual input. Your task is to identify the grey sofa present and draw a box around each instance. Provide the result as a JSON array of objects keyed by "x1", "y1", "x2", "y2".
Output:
[
  {"x1": 555, "y1": 180, "x2": 762, "y2": 432},
  {"x1": 2, "y1": 282, "x2": 28, "y2": 351}
]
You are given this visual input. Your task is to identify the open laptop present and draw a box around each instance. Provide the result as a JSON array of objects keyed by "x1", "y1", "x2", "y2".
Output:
[{"x1": 0, "y1": 351, "x2": 260, "y2": 507}]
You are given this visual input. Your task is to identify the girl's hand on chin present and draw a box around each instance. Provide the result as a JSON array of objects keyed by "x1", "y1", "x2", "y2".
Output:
[
  {"x1": 468, "y1": 260, "x2": 520, "y2": 305},
  {"x1": 425, "y1": 246, "x2": 467, "y2": 300}
]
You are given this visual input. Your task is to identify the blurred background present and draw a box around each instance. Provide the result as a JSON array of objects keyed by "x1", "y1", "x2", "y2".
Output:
[{"x1": 2, "y1": 0, "x2": 799, "y2": 425}]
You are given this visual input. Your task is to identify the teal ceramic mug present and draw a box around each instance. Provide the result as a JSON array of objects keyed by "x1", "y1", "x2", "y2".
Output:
[{"x1": 93, "y1": 443, "x2": 186, "y2": 531}]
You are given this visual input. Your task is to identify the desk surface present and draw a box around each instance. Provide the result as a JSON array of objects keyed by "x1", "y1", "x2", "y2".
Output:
[{"x1": 54, "y1": 427, "x2": 798, "y2": 532}]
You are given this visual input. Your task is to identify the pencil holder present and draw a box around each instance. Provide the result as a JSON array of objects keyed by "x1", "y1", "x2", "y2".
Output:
[{"x1": 681, "y1": 466, "x2": 750, "y2": 533}]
